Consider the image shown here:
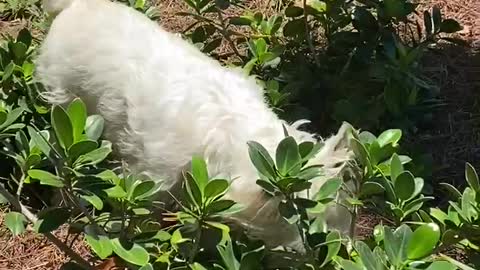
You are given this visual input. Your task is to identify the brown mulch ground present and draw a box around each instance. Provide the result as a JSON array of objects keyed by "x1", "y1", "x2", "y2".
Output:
[
  {"x1": 408, "y1": 0, "x2": 480, "y2": 190},
  {"x1": 0, "y1": 0, "x2": 479, "y2": 269}
]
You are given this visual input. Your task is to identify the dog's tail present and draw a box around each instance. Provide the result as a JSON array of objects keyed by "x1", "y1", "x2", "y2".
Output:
[{"x1": 42, "y1": 0, "x2": 76, "y2": 15}]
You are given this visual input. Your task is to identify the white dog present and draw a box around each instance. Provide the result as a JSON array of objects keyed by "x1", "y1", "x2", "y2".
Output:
[{"x1": 37, "y1": 0, "x2": 355, "y2": 251}]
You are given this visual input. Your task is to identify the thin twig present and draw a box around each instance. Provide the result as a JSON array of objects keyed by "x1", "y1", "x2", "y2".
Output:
[
  {"x1": 0, "y1": 184, "x2": 93, "y2": 270},
  {"x1": 215, "y1": 8, "x2": 243, "y2": 60}
]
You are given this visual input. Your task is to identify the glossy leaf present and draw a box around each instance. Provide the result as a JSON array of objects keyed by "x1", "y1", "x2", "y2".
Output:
[
  {"x1": 394, "y1": 171, "x2": 416, "y2": 200},
  {"x1": 407, "y1": 223, "x2": 440, "y2": 259},
  {"x1": 5, "y1": 212, "x2": 27, "y2": 236},
  {"x1": 390, "y1": 153, "x2": 404, "y2": 183},
  {"x1": 276, "y1": 136, "x2": 301, "y2": 175},
  {"x1": 426, "y1": 261, "x2": 456, "y2": 270},
  {"x1": 85, "y1": 234, "x2": 113, "y2": 259},
  {"x1": 465, "y1": 162, "x2": 479, "y2": 192},
  {"x1": 28, "y1": 169, "x2": 64, "y2": 188},
  {"x1": 377, "y1": 129, "x2": 402, "y2": 147},
  {"x1": 35, "y1": 207, "x2": 71, "y2": 233},
  {"x1": 247, "y1": 141, "x2": 276, "y2": 179},
  {"x1": 314, "y1": 178, "x2": 342, "y2": 200},
  {"x1": 321, "y1": 231, "x2": 341, "y2": 267},
  {"x1": 85, "y1": 115, "x2": 104, "y2": 141},
  {"x1": 67, "y1": 98, "x2": 87, "y2": 143},
  {"x1": 204, "y1": 179, "x2": 229, "y2": 200},
  {"x1": 51, "y1": 106, "x2": 74, "y2": 149},
  {"x1": 191, "y1": 156, "x2": 209, "y2": 191},
  {"x1": 111, "y1": 238, "x2": 149, "y2": 266}
]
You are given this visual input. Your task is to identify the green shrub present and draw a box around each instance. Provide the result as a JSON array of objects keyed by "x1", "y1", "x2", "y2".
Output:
[
  {"x1": 0, "y1": 95, "x2": 478, "y2": 269},
  {"x1": 178, "y1": 0, "x2": 463, "y2": 133},
  {"x1": 0, "y1": 4, "x2": 477, "y2": 270}
]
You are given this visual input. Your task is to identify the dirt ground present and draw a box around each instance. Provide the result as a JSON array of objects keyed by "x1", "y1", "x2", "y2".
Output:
[{"x1": 0, "y1": 0, "x2": 479, "y2": 269}]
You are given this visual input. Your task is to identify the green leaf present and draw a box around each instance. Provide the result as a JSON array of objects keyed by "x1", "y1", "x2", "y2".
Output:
[
  {"x1": 321, "y1": 231, "x2": 341, "y2": 267},
  {"x1": 203, "y1": 37, "x2": 222, "y2": 54},
  {"x1": 28, "y1": 169, "x2": 64, "y2": 187},
  {"x1": 67, "y1": 98, "x2": 87, "y2": 143},
  {"x1": 276, "y1": 136, "x2": 301, "y2": 176},
  {"x1": 461, "y1": 187, "x2": 476, "y2": 222},
  {"x1": 338, "y1": 259, "x2": 364, "y2": 270},
  {"x1": 378, "y1": 176, "x2": 397, "y2": 203},
  {"x1": 206, "y1": 199, "x2": 236, "y2": 215},
  {"x1": 314, "y1": 178, "x2": 342, "y2": 200},
  {"x1": 27, "y1": 127, "x2": 51, "y2": 158},
  {"x1": 390, "y1": 153, "x2": 404, "y2": 183},
  {"x1": 74, "y1": 141, "x2": 112, "y2": 167},
  {"x1": 465, "y1": 162, "x2": 480, "y2": 192},
  {"x1": 440, "y1": 19, "x2": 462, "y2": 33},
  {"x1": 440, "y1": 183, "x2": 462, "y2": 201},
  {"x1": 279, "y1": 200, "x2": 299, "y2": 224},
  {"x1": 139, "y1": 264, "x2": 154, "y2": 270},
  {"x1": 360, "y1": 181, "x2": 385, "y2": 197},
  {"x1": 377, "y1": 129, "x2": 402, "y2": 147},
  {"x1": 85, "y1": 115, "x2": 104, "y2": 141},
  {"x1": 205, "y1": 221, "x2": 231, "y2": 245},
  {"x1": 430, "y1": 208, "x2": 449, "y2": 224},
  {"x1": 80, "y1": 193, "x2": 104, "y2": 210},
  {"x1": 424, "y1": 11, "x2": 433, "y2": 35},
  {"x1": 51, "y1": 105, "x2": 74, "y2": 149},
  {"x1": 68, "y1": 140, "x2": 98, "y2": 161},
  {"x1": 298, "y1": 141, "x2": 314, "y2": 159},
  {"x1": 17, "y1": 28, "x2": 32, "y2": 48},
  {"x1": 85, "y1": 234, "x2": 113, "y2": 259},
  {"x1": 283, "y1": 19, "x2": 306, "y2": 38},
  {"x1": 394, "y1": 225, "x2": 412, "y2": 262},
  {"x1": 5, "y1": 212, "x2": 27, "y2": 236},
  {"x1": 285, "y1": 6, "x2": 303, "y2": 17},
  {"x1": 407, "y1": 223, "x2": 440, "y2": 259},
  {"x1": 247, "y1": 141, "x2": 276, "y2": 179},
  {"x1": 185, "y1": 172, "x2": 203, "y2": 208},
  {"x1": 432, "y1": 6, "x2": 442, "y2": 32},
  {"x1": 0, "y1": 111, "x2": 7, "y2": 126},
  {"x1": 111, "y1": 238, "x2": 149, "y2": 266},
  {"x1": 426, "y1": 261, "x2": 456, "y2": 270},
  {"x1": 411, "y1": 177, "x2": 425, "y2": 199},
  {"x1": 131, "y1": 181, "x2": 155, "y2": 200},
  {"x1": 352, "y1": 7, "x2": 378, "y2": 32},
  {"x1": 351, "y1": 138, "x2": 370, "y2": 167},
  {"x1": 35, "y1": 207, "x2": 71, "y2": 233},
  {"x1": 191, "y1": 156, "x2": 209, "y2": 192},
  {"x1": 217, "y1": 240, "x2": 240, "y2": 270},
  {"x1": 384, "y1": 227, "x2": 401, "y2": 266},
  {"x1": 368, "y1": 140, "x2": 381, "y2": 165},
  {"x1": 394, "y1": 171, "x2": 416, "y2": 200},
  {"x1": 0, "y1": 107, "x2": 24, "y2": 130},
  {"x1": 190, "y1": 263, "x2": 208, "y2": 270},
  {"x1": 215, "y1": 0, "x2": 229, "y2": 10},
  {"x1": 229, "y1": 17, "x2": 252, "y2": 25},
  {"x1": 105, "y1": 185, "x2": 127, "y2": 198},
  {"x1": 355, "y1": 241, "x2": 380, "y2": 270},
  {"x1": 9, "y1": 42, "x2": 27, "y2": 60},
  {"x1": 204, "y1": 179, "x2": 229, "y2": 200}
]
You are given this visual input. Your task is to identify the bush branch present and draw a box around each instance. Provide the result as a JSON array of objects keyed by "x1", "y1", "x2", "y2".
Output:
[{"x1": 0, "y1": 183, "x2": 94, "y2": 270}]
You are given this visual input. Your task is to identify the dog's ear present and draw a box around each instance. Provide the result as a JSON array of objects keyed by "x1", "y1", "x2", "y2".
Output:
[{"x1": 330, "y1": 121, "x2": 355, "y2": 152}]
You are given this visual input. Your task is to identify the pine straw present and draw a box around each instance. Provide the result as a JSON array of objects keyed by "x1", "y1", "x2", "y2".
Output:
[
  {"x1": 406, "y1": 0, "x2": 480, "y2": 193},
  {"x1": 0, "y1": 207, "x2": 99, "y2": 270}
]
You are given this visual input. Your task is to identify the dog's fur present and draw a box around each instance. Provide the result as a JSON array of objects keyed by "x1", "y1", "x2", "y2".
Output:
[{"x1": 37, "y1": 0, "x2": 355, "y2": 250}]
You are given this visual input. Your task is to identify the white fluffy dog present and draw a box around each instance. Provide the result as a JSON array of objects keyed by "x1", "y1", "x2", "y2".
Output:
[{"x1": 37, "y1": 0, "x2": 354, "y2": 251}]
